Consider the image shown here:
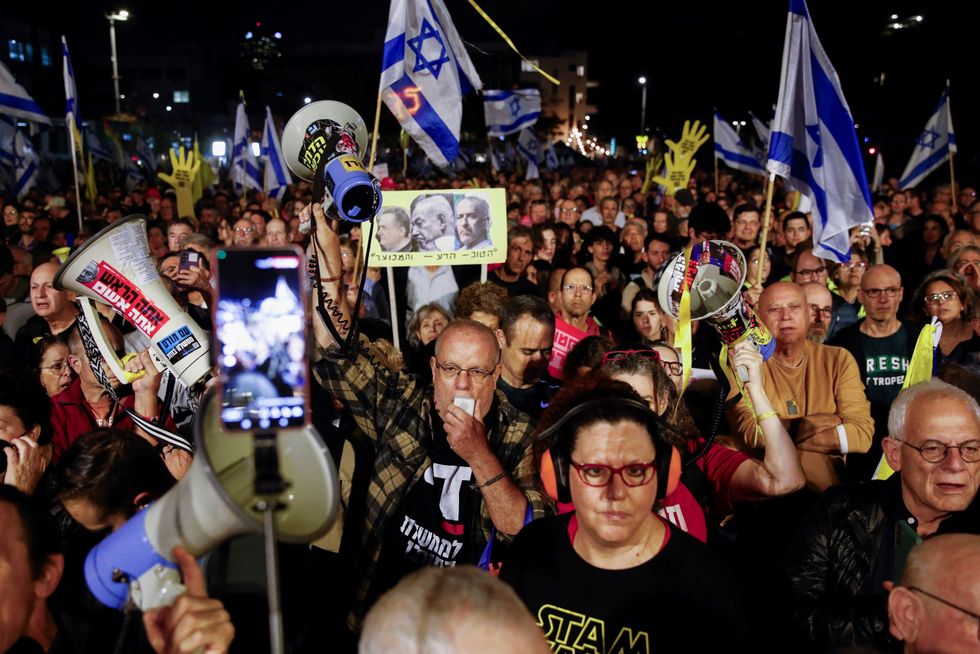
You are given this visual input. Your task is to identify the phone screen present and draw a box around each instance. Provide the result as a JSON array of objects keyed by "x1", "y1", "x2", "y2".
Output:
[{"x1": 213, "y1": 247, "x2": 309, "y2": 431}]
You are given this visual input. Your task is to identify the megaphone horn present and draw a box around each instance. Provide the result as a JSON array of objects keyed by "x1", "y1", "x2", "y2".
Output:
[
  {"x1": 54, "y1": 214, "x2": 211, "y2": 388},
  {"x1": 658, "y1": 240, "x2": 775, "y2": 372},
  {"x1": 281, "y1": 100, "x2": 381, "y2": 224},
  {"x1": 84, "y1": 389, "x2": 340, "y2": 611}
]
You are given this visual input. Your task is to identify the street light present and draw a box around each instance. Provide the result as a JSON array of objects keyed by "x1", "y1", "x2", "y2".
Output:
[
  {"x1": 106, "y1": 9, "x2": 130, "y2": 115},
  {"x1": 638, "y1": 76, "x2": 648, "y2": 134}
]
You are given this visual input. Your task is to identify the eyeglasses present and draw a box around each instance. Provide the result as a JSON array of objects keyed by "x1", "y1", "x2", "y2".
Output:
[
  {"x1": 907, "y1": 586, "x2": 980, "y2": 639},
  {"x1": 434, "y1": 359, "x2": 496, "y2": 383},
  {"x1": 861, "y1": 286, "x2": 901, "y2": 298},
  {"x1": 601, "y1": 349, "x2": 660, "y2": 367},
  {"x1": 899, "y1": 439, "x2": 980, "y2": 463},
  {"x1": 40, "y1": 361, "x2": 71, "y2": 374},
  {"x1": 842, "y1": 262, "x2": 867, "y2": 271},
  {"x1": 924, "y1": 291, "x2": 958, "y2": 305},
  {"x1": 795, "y1": 266, "x2": 826, "y2": 278},
  {"x1": 808, "y1": 305, "x2": 833, "y2": 318},
  {"x1": 234, "y1": 227, "x2": 255, "y2": 235},
  {"x1": 571, "y1": 460, "x2": 657, "y2": 488},
  {"x1": 559, "y1": 207, "x2": 580, "y2": 214},
  {"x1": 562, "y1": 283, "x2": 594, "y2": 294},
  {"x1": 660, "y1": 360, "x2": 682, "y2": 376}
]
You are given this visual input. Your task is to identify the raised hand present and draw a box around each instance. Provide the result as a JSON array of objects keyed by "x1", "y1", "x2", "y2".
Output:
[{"x1": 158, "y1": 147, "x2": 201, "y2": 219}]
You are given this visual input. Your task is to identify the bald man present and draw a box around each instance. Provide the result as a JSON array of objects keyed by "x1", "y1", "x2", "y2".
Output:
[
  {"x1": 14, "y1": 263, "x2": 76, "y2": 355},
  {"x1": 360, "y1": 566, "x2": 551, "y2": 654},
  {"x1": 727, "y1": 282, "x2": 873, "y2": 490},
  {"x1": 830, "y1": 264, "x2": 918, "y2": 480},
  {"x1": 889, "y1": 534, "x2": 980, "y2": 653}
]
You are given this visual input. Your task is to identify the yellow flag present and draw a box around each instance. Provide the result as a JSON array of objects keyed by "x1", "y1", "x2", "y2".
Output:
[
  {"x1": 84, "y1": 151, "x2": 97, "y2": 208},
  {"x1": 192, "y1": 138, "x2": 216, "y2": 202},
  {"x1": 873, "y1": 320, "x2": 938, "y2": 480}
]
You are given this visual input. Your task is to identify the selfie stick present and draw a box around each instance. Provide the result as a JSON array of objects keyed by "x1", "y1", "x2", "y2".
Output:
[{"x1": 253, "y1": 431, "x2": 287, "y2": 654}]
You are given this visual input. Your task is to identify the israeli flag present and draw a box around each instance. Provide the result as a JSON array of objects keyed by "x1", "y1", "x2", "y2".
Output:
[
  {"x1": 261, "y1": 106, "x2": 292, "y2": 200},
  {"x1": 766, "y1": 0, "x2": 873, "y2": 262},
  {"x1": 714, "y1": 111, "x2": 765, "y2": 175},
  {"x1": 14, "y1": 129, "x2": 39, "y2": 199},
  {"x1": 232, "y1": 102, "x2": 262, "y2": 193},
  {"x1": 62, "y1": 36, "x2": 78, "y2": 125},
  {"x1": 483, "y1": 89, "x2": 541, "y2": 136},
  {"x1": 898, "y1": 84, "x2": 955, "y2": 190},
  {"x1": 380, "y1": 0, "x2": 482, "y2": 167},
  {"x1": 872, "y1": 152, "x2": 884, "y2": 190},
  {"x1": 0, "y1": 116, "x2": 16, "y2": 169},
  {"x1": 0, "y1": 61, "x2": 51, "y2": 125},
  {"x1": 517, "y1": 127, "x2": 542, "y2": 180},
  {"x1": 135, "y1": 134, "x2": 156, "y2": 171},
  {"x1": 749, "y1": 110, "x2": 770, "y2": 149},
  {"x1": 546, "y1": 141, "x2": 559, "y2": 170},
  {"x1": 84, "y1": 126, "x2": 112, "y2": 162}
]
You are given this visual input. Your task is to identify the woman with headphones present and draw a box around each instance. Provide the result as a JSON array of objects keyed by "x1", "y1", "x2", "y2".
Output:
[{"x1": 500, "y1": 380, "x2": 752, "y2": 652}]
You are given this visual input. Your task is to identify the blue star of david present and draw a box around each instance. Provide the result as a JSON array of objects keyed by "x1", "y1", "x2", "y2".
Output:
[
  {"x1": 917, "y1": 129, "x2": 939, "y2": 148},
  {"x1": 407, "y1": 18, "x2": 450, "y2": 79},
  {"x1": 509, "y1": 96, "x2": 522, "y2": 117},
  {"x1": 805, "y1": 123, "x2": 823, "y2": 168}
]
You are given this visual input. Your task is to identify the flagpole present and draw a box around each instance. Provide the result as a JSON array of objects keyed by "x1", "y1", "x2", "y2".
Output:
[
  {"x1": 386, "y1": 267, "x2": 400, "y2": 351},
  {"x1": 756, "y1": 172, "x2": 777, "y2": 287},
  {"x1": 949, "y1": 151, "x2": 957, "y2": 215},
  {"x1": 67, "y1": 114, "x2": 83, "y2": 232},
  {"x1": 714, "y1": 153, "x2": 719, "y2": 197},
  {"x1": 367, "y1": 91, "x2": 383, "y2": 171}
]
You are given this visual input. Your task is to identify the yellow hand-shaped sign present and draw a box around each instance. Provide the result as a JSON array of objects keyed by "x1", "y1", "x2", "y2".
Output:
[
  {"x1": 158, "y1": 146, "x2": 201, "y2": 218},
  {"x1": 651, "y1": 119, "x2": 709, "y2": 196},
  {"x1": 640, "y1": 152, "x2": 664, "y2": 195}
]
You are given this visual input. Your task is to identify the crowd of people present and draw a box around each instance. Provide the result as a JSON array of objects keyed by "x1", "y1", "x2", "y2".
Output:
[{"x1": 2, "y1": 160, "x2": 980, "y2": 654}]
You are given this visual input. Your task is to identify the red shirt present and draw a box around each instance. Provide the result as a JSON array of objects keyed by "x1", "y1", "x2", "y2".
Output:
[{"x1": 548, "y1": 314, "x2": 601, "y2": 379}]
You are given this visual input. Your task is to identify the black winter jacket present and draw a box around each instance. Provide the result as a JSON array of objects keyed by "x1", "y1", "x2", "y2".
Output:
[{"x1": 785, "y1": 475, "x2": 980, "y2": 651}]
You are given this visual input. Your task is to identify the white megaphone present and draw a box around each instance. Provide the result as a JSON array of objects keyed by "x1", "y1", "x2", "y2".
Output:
[
  {"x1": 280, "y1": 100, "x2": 381, "y2": 224},
  {"x1": 658, "y1": 240, "x2": 775, "y2": 372},
  {"x1": 54, "y1": 214, "x2": 211, "y2": 388},
  {"x1": 84, "y1": 390, "x2": 340, "y2": 611}
]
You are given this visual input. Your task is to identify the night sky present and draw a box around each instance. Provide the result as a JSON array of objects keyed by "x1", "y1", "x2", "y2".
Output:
[{"x1": 6, "y1": 0, "x2": 980, "y2": 181}]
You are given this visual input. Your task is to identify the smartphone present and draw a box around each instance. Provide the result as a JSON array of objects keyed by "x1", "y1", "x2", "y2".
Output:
[
  {"x1": 213, "y1": 247, "x2": 309, "y2": 432},
  {"x1": 179, "y1": 250, "x2": 202, "y2": 271}
]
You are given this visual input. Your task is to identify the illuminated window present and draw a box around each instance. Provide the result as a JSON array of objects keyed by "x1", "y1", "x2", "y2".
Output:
[
  {"x1": 576, "y1": 65, "x2": 585, "y2": 77},
  {"x1": 520, "y1": 59, "x2": 540, "y2": 73},
  {"x1": 173, "y1": 90, "x2": 190, "y2": 103}
]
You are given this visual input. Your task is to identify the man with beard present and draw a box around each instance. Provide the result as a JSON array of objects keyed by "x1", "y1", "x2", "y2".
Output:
[
  {"x1": 802, "y1": 282, "x2": 834, "y2": 344},
  {"x1": 495, "y1": 296, "x2": 558, "y2": 419}
]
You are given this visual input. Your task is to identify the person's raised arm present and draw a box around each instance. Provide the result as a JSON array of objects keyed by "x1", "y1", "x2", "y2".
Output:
[
  {"x1": 305, "y1": 202, "x2": 351, "y2": 350},
  {"x1": 727, "y1": 342, "x2": 806, "y2": 501}
]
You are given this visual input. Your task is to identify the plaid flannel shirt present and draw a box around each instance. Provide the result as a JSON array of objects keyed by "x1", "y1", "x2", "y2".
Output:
[{"x1": 313, "y1": 335, "x2": 552, "y2": 631}]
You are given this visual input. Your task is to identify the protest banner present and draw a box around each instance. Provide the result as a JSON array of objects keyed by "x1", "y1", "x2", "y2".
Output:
[{"x1": 361, "y1": 188, "x2": 507, "y2": 267}]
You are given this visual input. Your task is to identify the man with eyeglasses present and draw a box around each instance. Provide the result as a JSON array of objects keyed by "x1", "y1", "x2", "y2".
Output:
[
  {"x1": 231, "y1": 218, "x2": 257, "y2": 247},
  {"x1": 787, "y1": 380, "x2": 980, "y2": 651},
  {"x1": 802, "y1": 282, "x2": 834, "y2": 345},
  {"x1": 548, "y1": 267, "x2": 604, "y2": 379},
  {"x1": 305, "y1": 201, "x2": 550, "y2": 634},
  {"x1": 728, "y1": 282, "x2": 873, "y2": 491},
  {"x1": 830, "y1": 264, "x2": 917, "y2": 480},
  {"x1": 791, "y1": 248, "x2": 855, "y2": 340},
  {"x1": 555, "y1": 199, "x2": 581, "y2": 228},
  {"x1": 889, "y1": 534, "x2": 980, "y2": 653}
]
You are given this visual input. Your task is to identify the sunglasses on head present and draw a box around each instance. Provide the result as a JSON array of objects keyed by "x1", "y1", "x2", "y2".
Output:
[{"x1": 601, "y1": 349, "x2": 661, "y2": 366}]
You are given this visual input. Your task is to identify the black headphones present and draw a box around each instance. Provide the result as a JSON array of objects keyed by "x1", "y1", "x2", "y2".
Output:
[{"x1": 535, "y1": 397, "x2": 681, "y2": 504}]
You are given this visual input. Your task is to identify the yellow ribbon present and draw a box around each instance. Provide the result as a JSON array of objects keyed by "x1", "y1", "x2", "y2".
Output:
[
  {"x1": 465, "y1": 0, "x2": 560, "y2": 86},
  {"x1": 674, "y1": 246, "x2": 694, "y2": 397},
  {"x1": 872, "y1": 320, "x2": 938, "y2": 480}
]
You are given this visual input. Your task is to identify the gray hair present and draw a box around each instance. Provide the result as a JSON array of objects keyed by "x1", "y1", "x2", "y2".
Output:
[
  {"x1": 359, "y1": 566, "x2": 547, "y2": 654},
  {"x1": 888, "y1": 379, "x2": 980, "y2": 440}
]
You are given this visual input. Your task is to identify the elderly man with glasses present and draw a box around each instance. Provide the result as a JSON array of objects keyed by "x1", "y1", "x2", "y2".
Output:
[
  {"x1": 888, "y1": 533, "x2": 980, "y2": 653},
  {"x1": 829, "y1": 264, "x2": 918, "y2": 480},
  {"x1": 786, "y1": 379, "x2": 980, "y2": 651},
  {"x1": 305, "y1": 201, "x2": 551, "y2": 636}
]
